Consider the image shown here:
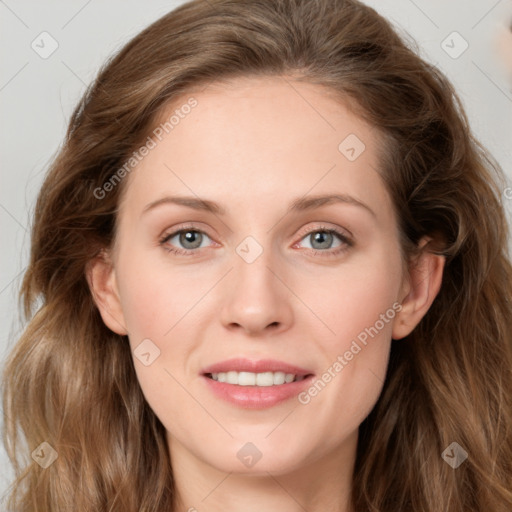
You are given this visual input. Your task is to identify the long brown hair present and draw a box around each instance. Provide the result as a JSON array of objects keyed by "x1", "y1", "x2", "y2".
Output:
[{"x1": 2, "y1": 0, "x2": 512, "y2": 510}]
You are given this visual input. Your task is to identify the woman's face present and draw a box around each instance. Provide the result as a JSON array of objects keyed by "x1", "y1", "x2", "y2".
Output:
[{"x1": 92, "y1": 76, "x2": 433, "y2": 475}]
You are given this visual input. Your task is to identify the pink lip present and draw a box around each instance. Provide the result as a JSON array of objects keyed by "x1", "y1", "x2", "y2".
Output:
[
  {"x1": 201, "y1": 358, "x2": 312, "y2": 376},
  {"x1": 201, "y1": 358, "x2": 314, "y2": 410}
]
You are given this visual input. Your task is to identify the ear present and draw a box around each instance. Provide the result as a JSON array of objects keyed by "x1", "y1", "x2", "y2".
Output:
[
  {"x1": 392, "y1": 237, "x2": 445, "y2": 340},
  {"x1": 85, "y1": 250, "x2": 128, "y2": 336}
]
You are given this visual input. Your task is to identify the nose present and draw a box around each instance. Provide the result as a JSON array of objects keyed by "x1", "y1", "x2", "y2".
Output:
[{"x1": 219, "y1": 246, "x2": 294, "y2": 336}]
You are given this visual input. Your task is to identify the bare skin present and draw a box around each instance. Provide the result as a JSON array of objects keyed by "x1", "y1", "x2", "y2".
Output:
[{"x1": 88, "y1": 76, "x2": 444, "y2": 512}]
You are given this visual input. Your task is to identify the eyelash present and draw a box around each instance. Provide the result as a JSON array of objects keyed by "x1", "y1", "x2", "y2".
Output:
[{"x1": 158, "y1": 224, "x2": 353, "y2": 257}]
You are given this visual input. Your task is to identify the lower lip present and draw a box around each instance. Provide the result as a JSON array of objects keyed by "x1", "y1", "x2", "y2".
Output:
[{"x1": 202, "y1": 375, "x2": 314, "y2": 409}]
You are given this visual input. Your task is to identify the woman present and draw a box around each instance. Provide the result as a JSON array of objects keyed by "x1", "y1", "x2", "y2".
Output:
[{"x1": 2, "y1": 0, "x2": 512, "y2": 510}]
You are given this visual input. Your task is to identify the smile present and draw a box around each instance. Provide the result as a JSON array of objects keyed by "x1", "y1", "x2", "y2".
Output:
[
  {"x1": 201, "y1": 358, "x2": 315, "y2": 409},
  {"x1": 207, "y1": 371, "x2": 309, "y2": 386}
]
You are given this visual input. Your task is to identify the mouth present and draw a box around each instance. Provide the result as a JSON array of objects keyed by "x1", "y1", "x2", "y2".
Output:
[
  {"x1": 205, "y1": 371, "x2": 311, "y2": 386},
  {"x1": 200, "y1": 358, "x2": 315, "y2": 409}
]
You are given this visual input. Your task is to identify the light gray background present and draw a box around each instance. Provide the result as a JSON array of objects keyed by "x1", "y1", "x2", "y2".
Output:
[{"x1": 1, "y1": 0, "x2": 511, "y2": 504}]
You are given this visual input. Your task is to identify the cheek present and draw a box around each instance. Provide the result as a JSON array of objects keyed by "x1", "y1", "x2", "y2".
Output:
[
  {"x1": 115, "y1": 256, "x2": 196, "y2": 436},
  {"x1": 309, "y1": 242, "x2": 403, "y2": 347},
  {"x1": 113, "y1": 249, "x2": 204, "y2": 419},
  {"x1": 295, "y1": 244, "x2": 402, "y2": 431},
  {"x1": 115, "y1": 248, "x2": 187, "y2": 341}
]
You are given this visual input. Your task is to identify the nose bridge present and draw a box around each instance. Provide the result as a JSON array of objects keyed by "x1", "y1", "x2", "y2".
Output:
[{"x1": 219, "y1": 234, "x2": 293, "y2": 334}]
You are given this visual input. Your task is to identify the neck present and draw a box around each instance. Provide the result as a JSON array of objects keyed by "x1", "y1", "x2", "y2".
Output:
[{"x1": 168, "y1": 430, "x2": 357, "y2": 512}]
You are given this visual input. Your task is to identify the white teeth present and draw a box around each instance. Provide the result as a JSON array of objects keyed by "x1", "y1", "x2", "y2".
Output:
[
  {"x1": 238, "y1": 371, "x2": 256, "y2": 386},
  {"x1": 210, "y1": 371, "x2": 299, "y2": 386},
  {"x1": 256, "y1": 372, "x2": 274, "y2": 386},
  {"x1": 285, "y1": 373, "x2": 295, "y2": 383},
  {"x1": 273, "y1": 371, "x2": 285, "y2": 385}
]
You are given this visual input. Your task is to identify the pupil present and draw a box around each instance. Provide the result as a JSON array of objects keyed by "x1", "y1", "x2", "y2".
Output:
[
  {"x1": 181, "y1": 230, "x2": 202, "y2": 249},
  {"x1": 312, "y1": 231, "x2": 332, "y2": 249}
]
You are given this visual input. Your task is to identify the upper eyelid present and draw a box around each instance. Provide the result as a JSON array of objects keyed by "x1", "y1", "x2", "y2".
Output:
[
  {"x1": 297, "y1": 224, "x2": 352, "y2": 239},
  {"x1": 160, "y1": 222, "x2": 212, "y2": 238},
  {"x1": 160, "y1": 226, "x2": 213, "y2": 243},
  {"x1": 160, "y1": 223, "x2": 352, "y2": 247}
]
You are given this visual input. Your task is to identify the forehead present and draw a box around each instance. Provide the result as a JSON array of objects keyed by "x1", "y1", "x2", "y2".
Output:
[{"x1": 118, "y1": 76, "x2": 391, "y2": 221}]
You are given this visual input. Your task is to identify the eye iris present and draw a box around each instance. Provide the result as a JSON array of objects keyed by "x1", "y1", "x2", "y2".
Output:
[
  {"x1": 180, "y1": 230, "x2": 202, "y2": 249},
  {"x1": 311, "y1": 231, "x2": 333, "y2": 249}
]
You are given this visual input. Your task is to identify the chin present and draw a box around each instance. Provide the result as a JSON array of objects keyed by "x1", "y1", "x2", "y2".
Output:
[{"x1": 200, "y1": 438, "x2": 313, "y2": 475}]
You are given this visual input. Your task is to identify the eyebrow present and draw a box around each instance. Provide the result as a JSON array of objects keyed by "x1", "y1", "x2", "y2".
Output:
[{"x1": 141, "y1": 193, "x2": 375, "y2": 218}]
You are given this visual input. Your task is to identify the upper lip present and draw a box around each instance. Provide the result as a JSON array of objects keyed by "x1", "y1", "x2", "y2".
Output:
[{"x1": 202, "y1": 358, "x2": 313, "y2": 376}]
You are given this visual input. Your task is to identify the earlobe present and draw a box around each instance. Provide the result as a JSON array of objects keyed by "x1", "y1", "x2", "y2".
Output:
[
  {"x1": 392, "y1": 239, "x2": 445, "y2": 340},
  {"x1": 85, "y1": 250, "x2": 128, "y2": 336}
]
